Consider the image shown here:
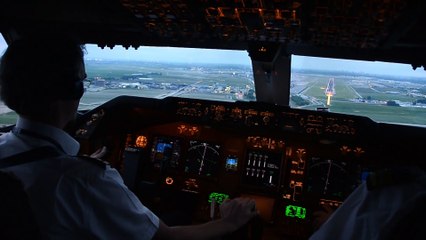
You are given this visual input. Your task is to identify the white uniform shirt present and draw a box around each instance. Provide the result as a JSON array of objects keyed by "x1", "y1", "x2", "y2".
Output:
[
  {"x1": 0, "y1": 117, "x2": 159, "y2": 240},
  {"x1": 310, "y1": 167, "x2": 426, "y2": 240}
]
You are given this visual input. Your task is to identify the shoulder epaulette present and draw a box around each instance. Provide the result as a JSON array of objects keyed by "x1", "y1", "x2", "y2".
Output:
[
  {"x1": 77, "y1": 156, "x2": 109, "y2": 169},
  {"x1": 0, "y1": 146, "x2": 62, "y2": 169}
]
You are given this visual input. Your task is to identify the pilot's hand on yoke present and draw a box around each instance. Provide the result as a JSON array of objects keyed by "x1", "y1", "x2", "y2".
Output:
[{"x1": 219, "y1": 197, "x2": 258, "y2": 231}]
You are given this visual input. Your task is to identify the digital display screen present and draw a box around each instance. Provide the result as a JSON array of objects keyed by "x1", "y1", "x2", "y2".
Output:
[
  {"x1": 156, "y1": 142, "x2": 172, "y2": 153},
  {"x1": 225, "y1": 156, "x2": 238, "y2": 171},
  {"x1": 150, "y1": 137, "x2": 181, "y2": 169},
  {"x1": 306, "y1": 157, "x2": 360, "y2": 200},
  {"x1": 185, "y1": 141, "x2": 221, "y2": 177}
]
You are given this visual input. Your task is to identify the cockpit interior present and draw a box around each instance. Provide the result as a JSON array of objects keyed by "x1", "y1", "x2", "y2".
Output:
[{"x1": 1, "y1": 0, "x2": 426, "y2": 239}]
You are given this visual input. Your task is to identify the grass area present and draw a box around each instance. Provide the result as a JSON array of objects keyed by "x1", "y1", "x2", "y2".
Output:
[
  {"x1": 353, "y1": 87, "x2": 385, "y2": 100},
  {"x1": 303, "y1": 76, "x2": 360, "y2": 101},
  {"x1": 335, "y1": 101, "x2": 426, "y2": 125},
  {"x1": 80, "y1": 89, "x2": 170, "y2": 110},
  {"x1": 355, "y1": 88, "x2": 417, "y2": 102},
  {"x1": 86, "y1": 60, "x2": 253, "y2": 89},
  {"x1": 1, "y1": 62, "x2": 425, "y2": 128},
  {"x1": 179, "y1": 92, "x2": 235, "y2": 102},
  {"x1": 85, "y1": 61, "x2": 158, "y2": 78},
  {"x1": 334, "y1": 78, "x2": 360, "y2": 100},
  {"x1": 303, "y1": 75, "x2": 420, "y2": 103},
  {"x1": 302, "y1": 100, "x2": 426, "y2": 125}
]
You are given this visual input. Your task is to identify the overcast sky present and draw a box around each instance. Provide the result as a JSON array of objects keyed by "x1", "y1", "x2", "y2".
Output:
[
  {"x1": 85, "y1": 44, "x2": 253, "y2": 66},
  {"x1": 0, "y1": 35, "x2": 424, "y2": 78},
  {"x1": 292, "y1": 55, "x2": 425, "y2": 78},
  {"x1": 86, "y1": 44, "x2": 426, "y2": 78}
]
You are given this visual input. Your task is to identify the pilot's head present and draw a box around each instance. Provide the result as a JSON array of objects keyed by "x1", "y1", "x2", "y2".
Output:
[{"x1": 0, "y1": 33, "x2": 85, "y2": 122}]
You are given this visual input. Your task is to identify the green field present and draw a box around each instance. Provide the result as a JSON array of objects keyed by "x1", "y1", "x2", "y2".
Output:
[
  {"x1": 301, "y1": 100, "x2": 426, "y2": 125},
  {"x1": 86, "y1": 61, "x2": 253, "y2": 89},
  {"x1": 79, "y1": 89, "x2": 167, "y2": 110},
  {"x1": 2, "y1": 62, "x2": 426, "y2": 127},
  {"x1": 303, "y1": 76, "x2": 360, "y2": 101}
]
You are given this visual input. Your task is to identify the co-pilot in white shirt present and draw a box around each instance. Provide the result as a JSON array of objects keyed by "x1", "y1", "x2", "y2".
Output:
[
  {"x1": 310, "y1": 166, "x2": 426, "y2": 240},
  {"x1": 0, "y1": 117, "x2": 159, "y2": 240}
]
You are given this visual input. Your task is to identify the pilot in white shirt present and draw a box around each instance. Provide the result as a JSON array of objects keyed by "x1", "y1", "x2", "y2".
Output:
[
  {"x1": 310, "y1": 166, "x2": 426, "y2": 240},
  {"x1": 0, "y1": 33, "x2": 256, "y2": 240},
  {"x1": 0, "y1": 117, "x2": 160, "y2": 239}
]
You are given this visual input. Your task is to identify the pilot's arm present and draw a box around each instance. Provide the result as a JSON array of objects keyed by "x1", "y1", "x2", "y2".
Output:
[{"x1": 153, "y1": 198, "x2": 257, "y2": 240}]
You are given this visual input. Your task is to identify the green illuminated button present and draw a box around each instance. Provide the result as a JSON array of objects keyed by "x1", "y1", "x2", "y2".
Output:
[
  {"x1": 208, "y1": 192, "x2": 229, "y2": 205},
  {"x1": 285, "y1": 205, "x2": 306, "y2": 219}
]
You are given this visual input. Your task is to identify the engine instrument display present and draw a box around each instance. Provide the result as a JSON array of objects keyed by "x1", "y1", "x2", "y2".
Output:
[
  {"x1": 184, "y1": 141, "x2": 221, "y2": 177},
  {"x1": 243, "y1": 151, "x2": 283, "y2": 187}
]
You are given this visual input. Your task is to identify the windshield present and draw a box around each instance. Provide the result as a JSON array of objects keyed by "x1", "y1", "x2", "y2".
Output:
[
  {"x1": 1, "y1": 36, "x2": 426, "y2": 127},
  {"x1": 290, "y1": 55, "x2": 426, "y2": 126},
  {"x1": 80, "y1": 45, "x2": 255, "y2": 110},
  {"x1": 0, "y1": 42, "x2": 255, "y2": 126}
]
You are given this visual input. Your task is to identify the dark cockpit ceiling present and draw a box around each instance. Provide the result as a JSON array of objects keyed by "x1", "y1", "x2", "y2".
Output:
[{"x1": 1, "y1": 0, "x2": 426, "y2": 68}]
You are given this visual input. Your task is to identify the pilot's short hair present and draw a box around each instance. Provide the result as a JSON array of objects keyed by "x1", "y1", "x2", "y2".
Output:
[{"x1": 0, "y1": 33, "x2": 85, "y2": 117}]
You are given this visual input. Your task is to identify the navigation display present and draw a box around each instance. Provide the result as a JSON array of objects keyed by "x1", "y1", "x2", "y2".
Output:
[
  {"x1": 306, "y1": 157, "x2": 360, "y2": 200},
  {"x1": 184, "y1": 141, "x2": 221, "y2": 177},
  {"x1": 150, "y1": 137, "x2": 181, "y2": 169}
]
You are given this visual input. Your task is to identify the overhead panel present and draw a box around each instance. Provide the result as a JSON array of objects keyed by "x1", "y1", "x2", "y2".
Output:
[{"x1": 118, "y1": 0, "x2": 409, "y2": 50}]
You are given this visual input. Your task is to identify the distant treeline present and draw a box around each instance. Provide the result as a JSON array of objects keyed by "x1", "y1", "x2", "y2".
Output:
[{"x1": 292, "y1": 68, "x2": 425, "y2": 83}]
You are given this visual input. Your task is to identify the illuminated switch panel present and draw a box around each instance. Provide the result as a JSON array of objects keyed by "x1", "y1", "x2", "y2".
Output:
[
  {"x1": 285, "y1": 204, "x2": 307, "y2": 220},
  {"x1": 282, "y1": 148, "x2": 307, "y2": 202},
  {"x1": 243, "y1": 150, "x2": 283, "y2": 187}
]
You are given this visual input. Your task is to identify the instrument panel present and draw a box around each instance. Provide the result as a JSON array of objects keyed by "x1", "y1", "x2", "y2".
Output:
[{"x1": 74, "y1": 96, "x2": 396, "y2": 239}]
